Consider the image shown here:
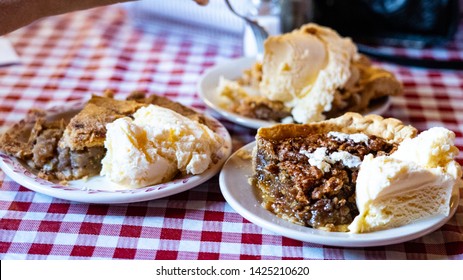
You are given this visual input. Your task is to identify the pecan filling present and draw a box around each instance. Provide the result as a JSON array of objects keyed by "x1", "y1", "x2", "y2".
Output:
[{"x1": 253, "y1": 132, "x2": 398, "y2": 232}]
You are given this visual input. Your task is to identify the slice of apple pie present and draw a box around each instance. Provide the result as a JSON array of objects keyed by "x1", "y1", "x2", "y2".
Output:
[{"x1": 251, "y1": 113, "x2": 418, "y2": 232}]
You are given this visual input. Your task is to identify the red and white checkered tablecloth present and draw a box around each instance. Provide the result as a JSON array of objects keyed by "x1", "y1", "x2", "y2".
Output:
[{"x1": 0, "y1": 5, "x2": 462, "y2": 260}]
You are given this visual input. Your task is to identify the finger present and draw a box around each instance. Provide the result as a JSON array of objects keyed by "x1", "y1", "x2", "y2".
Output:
[{"x1": 194, "y1": 0, "x2": 209, "y2": 6}]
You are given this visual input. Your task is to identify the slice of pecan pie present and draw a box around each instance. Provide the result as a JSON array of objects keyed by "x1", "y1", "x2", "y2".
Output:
[{"x1": 251, "y1": 113, "x2": 417, "y2": 232}]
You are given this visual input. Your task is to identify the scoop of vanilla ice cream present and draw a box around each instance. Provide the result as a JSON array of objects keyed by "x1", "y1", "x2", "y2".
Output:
[
  {"x1": 260, "y1": 23, "x2": 357, "y2": 123},
  {"x1": 390, "y1": 127, "x2": 461, "y2": 174},
  {"x1": 101, "y1": 117, "x2": 177, "y2": 187},
  {"x1": 101, "y1": 105, "x2": 224, "y2": 187},
  {"x1": 349, "y1": 127, "x2": 462, "y2": 233},
  {"x1": 260, "y1": 30, "x2": 327, "y2": 102},
  {"x1": 133, "y1": 105, "x2": 224, "y2": 175}
]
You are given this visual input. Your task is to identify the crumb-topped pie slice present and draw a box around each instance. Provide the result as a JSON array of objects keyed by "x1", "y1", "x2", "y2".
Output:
[
  {"x1": 251, "y1": 113, "x2": 417, "y2": 232},
  {"x1": 0, "y1": 91, "x2": 216, "y2": 182}
]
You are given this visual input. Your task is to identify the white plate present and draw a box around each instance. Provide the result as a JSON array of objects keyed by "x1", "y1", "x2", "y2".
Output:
[
  {"x1": 198, "y1": 57, "x2": 391, "y2": 129},
  {"x1": 219, "y1": 142, "x2": 459, "y2": 247},
  {"x1": 0, "y1": 102, "x2": 232, "y2": 204}
]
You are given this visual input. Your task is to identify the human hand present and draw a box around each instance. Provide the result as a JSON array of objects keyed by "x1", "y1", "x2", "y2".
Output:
[
  {"x1": 0, "y1": 0, "x2": 210, "y2": 35},
  {"x1": 194, "y1": 0, "x2": 209, "y2": 5}
]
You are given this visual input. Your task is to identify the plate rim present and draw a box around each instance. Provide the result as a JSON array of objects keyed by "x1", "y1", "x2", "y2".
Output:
[
  {"x1": 0, "y1": 101, "x2": 233, "y2": 204},
  {"x1": 219, "y1": 141, "x2": 459, "y2": 247},
  {"x1": 198, "y1": 56, "x2": 391, "y2": 130}
]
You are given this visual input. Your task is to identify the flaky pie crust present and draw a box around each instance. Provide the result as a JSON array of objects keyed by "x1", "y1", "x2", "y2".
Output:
[
  {"x1": 256, "y1": 112, "x2": 417, "y2": 144},
  {"x1": 58, "y1": 95, "x2": 144, "y2": 151}
]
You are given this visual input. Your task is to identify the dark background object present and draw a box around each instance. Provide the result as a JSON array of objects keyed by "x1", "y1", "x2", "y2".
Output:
[
  {"x1": 292, "y1": 0, "x2": 463, "y2": 69},
  {"x1": 280, "y1": 0, "x2": 314, "y2": 34},
  {"x1": 311, "y1": 0, "x2": 460, "y2": 47}
]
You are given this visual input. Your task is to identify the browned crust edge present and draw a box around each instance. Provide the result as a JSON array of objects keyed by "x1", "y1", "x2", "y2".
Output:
[{"x1": 256, "y1": 112, "x2": 417, "y2": 143}]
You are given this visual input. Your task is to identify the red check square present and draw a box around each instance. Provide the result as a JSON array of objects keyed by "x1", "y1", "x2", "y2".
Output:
[
  {"x1": 38, "y1": 221, "x2": 61, "y2": 232},
  {"x1": 119, "y1": 225, "x2": 142, "y2": 238},
  {"x1": 28, "y1": 243, "x2": 53, "y2": 255},
  {"x1": 113, "y1": 248, "x2": 137, "y2": 259},
  {"x1": 79, "y1": 222, "x2": 102, "y2": 235},
  {"x1": 70, "y1": 245, "x2": 96, "y2": 257},
  {"x1": 0, "y1": 219, "x2": 21, "y2": 231}
]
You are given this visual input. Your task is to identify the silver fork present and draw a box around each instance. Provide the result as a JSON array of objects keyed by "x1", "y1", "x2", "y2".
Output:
[{"x1": 224, "y1": 0, "x2": 269, "y2": 55}]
